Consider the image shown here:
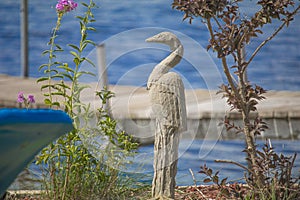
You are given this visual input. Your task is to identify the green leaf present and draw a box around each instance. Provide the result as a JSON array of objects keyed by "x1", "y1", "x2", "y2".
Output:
[
  {"x1": 42, "y1": 50, "x2": 50, "y2": 55},
  {"x1": 81, "y1": 2, "x2": 89, "y2": 7},
  {"x1": 64, "y1": 103, "x2": 72, "y2": 113},
  {"x1": 70, "y1": 51, "x2": 80, "y2": 58},
  {"x1": 51, "y1": 74, "x2": 64, "y2": 79},
  {"x1": 49, "y1": 54, "x2": 56, "y2": 59},
  {"x1": 68, "y1": 44, "x2": 80, "y2": 51},
  {"x1": 56, "y1": 82, "x2": 71, "y2": 89},
  {"x1": 86, "y1": 27, "x2": 96, "y2": 32},
  {"x1": 76, "y1": 16, "x2": 84, "y2": 20},
  {"x1": 82, "y1": 33, "x2": 87, "y2": 42},
  {"x1": 38, "y1": 64, "x2": 49, "y2": 71},
  {"x1": 84, "y1": 39, "x2": 96, "y2": 46},
  {"x1": 73, "y1": 57, "x2": 81, "y2": 66},
  {"x1": 36, "y1": 77, "x2": 49, "y2": 83},
  {"x1": 55, "y1": 43, "x2": 62, "y2": 50},
  {"x1": 77, "y1": 70, "x2": 95, "y2": 77},
  {"x1": 40, "y1": 84, "x2": 52, "y2": 90},
  {"x1": 80, "y1": 43, "x2": 88, "y2": 52},
  {"x1": 42, "y1": 93, "x2": 50, "y2": 97},
  {"x1": 60, "y1": 72, "x2": 74, "y2": 81},
  {"x1": 76, "y1": 84, "x2": 90, "y2": 93},
  {"x1": 79, "y1": 21, "x2": 84, "y2": 31},
  {"x1": 51, "y1": 92, "x2": 64, "y2": 96},
  {"x1": 53, "y1": 61, "x2": 63, "y2": 65},
  {"x1": 44, "y1": 98, "x2": 52, "y2": 105},
  {"x1": 53, "y1": 49, "x2": 64, "y2": 53},
  {"x1": 51, "y1": 69, "x2": 59, "y2": 73},
  {"x1": 83, "y1": 57, "x2": 96, "y2": 67},
  {"x1": 52, "y1": 101, "x2": 60, "y2": 107},
  {"x1": 57, "y1": 65, "x2": 74, "y2": 73},
  {"x1": 44, "y1": 69, "x2": 58, "y2": 74}
]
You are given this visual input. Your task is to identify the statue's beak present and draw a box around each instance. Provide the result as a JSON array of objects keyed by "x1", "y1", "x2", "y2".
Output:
[
  {"x1": 145, "y1": 33, "x2": 161, "y2": 43},
  {"x1": 145, "y1": 36, "x2": 156, "y2": 43}
]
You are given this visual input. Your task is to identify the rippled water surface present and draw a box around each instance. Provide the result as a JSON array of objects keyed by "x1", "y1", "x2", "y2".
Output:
[
  {"x1": 129, "y1": 139, "x2": 300, "y2": 186},
  {"x1": 10, "y1": 139, "x2": 300, "y2": 189},
  {"x1": 0, "y1": 0, "x2": 300, "y2": 90}
]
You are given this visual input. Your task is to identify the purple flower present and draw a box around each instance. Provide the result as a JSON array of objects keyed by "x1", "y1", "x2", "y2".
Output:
[
  {"x1": 28, "y1": 95, "x2": 35, "y2": 104},
  {"x1": 17, "y1": 92, "x2": 25, "y2": 103},
  {"x1": 56, "y1": 0, "x2": 78, "y2": 13},
  {"x1": 17, "y1": 92, "x2": 35, "y2": 108}
]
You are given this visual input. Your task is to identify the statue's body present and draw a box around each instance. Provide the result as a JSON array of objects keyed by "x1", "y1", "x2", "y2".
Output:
[{"x1": 146, "y1": 32, "x2": 187, "y2": 199}]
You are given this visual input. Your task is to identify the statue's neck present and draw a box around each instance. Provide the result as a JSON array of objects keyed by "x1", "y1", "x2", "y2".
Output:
[
  {"x1": 147, "y1": 44, "x2": 183, "y2": 89},
  {"x1": 161, "y1": 44, "x2": 183, "y2": 69}
]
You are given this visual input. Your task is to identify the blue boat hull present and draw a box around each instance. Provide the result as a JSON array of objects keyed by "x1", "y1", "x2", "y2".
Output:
[{"x1": 0, "y1": 109, "x2": 73, "y2": 196}]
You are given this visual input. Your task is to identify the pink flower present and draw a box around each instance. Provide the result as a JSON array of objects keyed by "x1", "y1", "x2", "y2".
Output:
[
  {"x1": 17, "y1": 92, "x2": 35, "y2": 108},
  {"x1": 17, "y1": 92, "x2": 25, "y2": 103},
  {"x1": 56, "y1": 0, "x2": 78, "y2": 13},
  {"x1": 28, "y1": 95, "x2": 35, "y2": 103}
]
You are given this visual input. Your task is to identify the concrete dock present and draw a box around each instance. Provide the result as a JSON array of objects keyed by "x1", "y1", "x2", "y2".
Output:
[{"x1": 1, "y1": 74, "x2": 300, "y2": 143}]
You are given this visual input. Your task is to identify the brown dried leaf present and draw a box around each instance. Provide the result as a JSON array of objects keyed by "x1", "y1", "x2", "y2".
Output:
[{"x1": 203, "y1": 178, "x2": 212, "y2": 183}]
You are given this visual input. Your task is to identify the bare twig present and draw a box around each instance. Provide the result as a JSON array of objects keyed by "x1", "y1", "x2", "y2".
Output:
[
  {"x1": 189, "y1": 168, "x2": 209, "y2": 200},
  {"x1": 175, "y1": 188, "x2": 193, "y2": 200},
  {"x1": 247, "y1": 5, "x2": 300, "y2": 68},
  {"x1": 207, "y1": 17, "x2": 247, "y2": 119},
  {"x1": 212, "y1": 15, "x2": 223, "y2": 30},
  {"x1": 237, "y1": 28, "x2": 248, "y2": 72},
  {"x1": 206, "y1": 18, "x2": 215, "y2": 40},
  {"x1": 215, "y1": 159, "x2": 253, "y2": 174},
  {"x1": 221, "y1": 56, "x2": 245, "y2": 111}
]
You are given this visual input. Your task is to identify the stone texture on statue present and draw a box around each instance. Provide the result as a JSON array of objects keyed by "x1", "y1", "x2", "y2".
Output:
[{"x1": 146, "y1": 32, "x2": 187, "y2": 199}]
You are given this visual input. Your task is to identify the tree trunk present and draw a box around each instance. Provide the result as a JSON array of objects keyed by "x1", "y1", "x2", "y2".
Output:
[{"x1": 242, "y1": 111, "x2": 264, "y2": 188}]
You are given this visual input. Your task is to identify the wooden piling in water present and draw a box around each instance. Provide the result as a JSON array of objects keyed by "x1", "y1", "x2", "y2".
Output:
[{"x1": 20, "y1": 0, "x2": 29, "y2": 78}]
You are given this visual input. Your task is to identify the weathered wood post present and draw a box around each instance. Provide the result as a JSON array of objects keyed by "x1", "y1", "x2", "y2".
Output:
[
  {"x1": 96, "y1": 43, "x2": 111, "y2": 114},
  {"x1": 146, "y1": 32, "x2": 187, "y2": 199},
  {"x1": 20, "y1": 0, "x2": 29, "y2": 78}
]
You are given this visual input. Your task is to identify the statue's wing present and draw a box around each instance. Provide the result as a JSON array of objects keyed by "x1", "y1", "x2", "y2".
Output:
[{"x1": 150, "y1": 72, "x2": 187, "y2": 131}]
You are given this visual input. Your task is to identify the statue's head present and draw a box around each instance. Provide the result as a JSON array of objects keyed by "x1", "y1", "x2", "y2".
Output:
[{"x1": 146, "y1": 31, "x2": 181, "y2": 51}]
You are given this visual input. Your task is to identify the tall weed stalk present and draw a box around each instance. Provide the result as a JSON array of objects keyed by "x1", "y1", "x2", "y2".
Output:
[{"x1": 36, "y1": 1, "x2": 138, "y2": 199}]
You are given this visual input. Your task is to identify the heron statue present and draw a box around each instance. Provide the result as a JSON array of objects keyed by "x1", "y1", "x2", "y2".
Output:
[{"x1": 146, "y1": 31, "x2": 187, "y2": 199}]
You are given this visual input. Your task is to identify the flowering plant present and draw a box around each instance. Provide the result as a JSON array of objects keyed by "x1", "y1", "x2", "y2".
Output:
[
  {"x1": 17, "y1": 92, "x2": 35, "y2": 108},
  {"x1": 56, "y1": 0, "x2": 78, "y2": 13},
  {"x1": 35, "y1": 1, "x2": 138, "y2": 199}
]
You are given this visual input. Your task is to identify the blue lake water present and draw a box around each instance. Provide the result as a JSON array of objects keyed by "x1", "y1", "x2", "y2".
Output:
[
  {"x1": 128, "y1": 139, "x2": 300, "y2": 186},
  {"x1": 0, "y1": 0, "x2": 300, "y2": 90},
  {"x1": 11, "y1": 139, "x2": 300, "y2": 189}
]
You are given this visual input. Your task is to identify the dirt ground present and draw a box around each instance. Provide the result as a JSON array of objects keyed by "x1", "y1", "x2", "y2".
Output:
[{"x1": 3, "y1": 184, "x2": 250, "y2": 200}]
